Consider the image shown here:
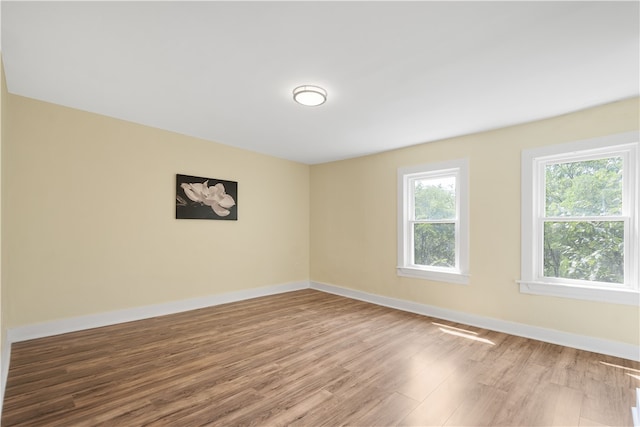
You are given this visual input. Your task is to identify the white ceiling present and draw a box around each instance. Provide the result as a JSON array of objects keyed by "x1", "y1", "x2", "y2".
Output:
[{"x1": 2, "y1": 1, "x2": 638, "y2": 164}]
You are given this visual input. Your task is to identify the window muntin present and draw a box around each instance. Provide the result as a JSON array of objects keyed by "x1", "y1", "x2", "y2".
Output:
[
  {"x1": 409, "y1": 172, "x2": 459, "y2": 270},
  {"x1": 537, "y1": 151, "x2": 631, "y2": 288},
  {"x1": 398, "y1": 159, "x2": 469, "y2": 284},
  {"x1": 520, "y1": 132, "x2": 638, "y2": 305}
]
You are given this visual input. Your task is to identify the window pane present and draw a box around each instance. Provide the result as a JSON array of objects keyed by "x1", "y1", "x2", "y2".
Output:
[
  {"x1": 545, "y1": 157, "x2": 623, "y2": 217},
  {"x1": 414, "y1": 176, "x2": 456, "y2": 220},
  {"x1": 543, "y1": 221, "x2": 624, "y2": 284},
  {"x1": 414, "y1": 223, "x2": 455, "y2": 267}
]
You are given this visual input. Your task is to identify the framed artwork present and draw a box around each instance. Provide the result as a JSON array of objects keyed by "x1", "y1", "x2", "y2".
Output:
[{"x1": 176, "y1": 174, "x2": 238, "y2": 220}]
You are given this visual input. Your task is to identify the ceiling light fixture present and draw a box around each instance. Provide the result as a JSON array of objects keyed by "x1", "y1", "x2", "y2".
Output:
[{"x1": 293, "y1": 85, "x2": 327, "y2": 107}]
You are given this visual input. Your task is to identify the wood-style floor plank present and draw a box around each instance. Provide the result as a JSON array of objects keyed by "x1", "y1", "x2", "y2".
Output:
[{"x1": 2, "y1": 289, "x2": 639, "y2": 426}]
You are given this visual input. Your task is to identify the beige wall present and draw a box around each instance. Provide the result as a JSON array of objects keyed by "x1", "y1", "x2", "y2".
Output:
[
  {"x1": 310, "y1": 97, "x2": 640, "y2": 346},
  {"x1": 3, "y1": 85, "x2": 638, "y2": 348},
  {"x1": 4, "y1": 94, "x2": 309, "y2": 327}
]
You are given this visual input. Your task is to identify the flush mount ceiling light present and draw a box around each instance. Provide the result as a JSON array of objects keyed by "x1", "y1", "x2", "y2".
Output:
[{"x1": 293, "y1": 85, "x2": 327, "y2": 107}]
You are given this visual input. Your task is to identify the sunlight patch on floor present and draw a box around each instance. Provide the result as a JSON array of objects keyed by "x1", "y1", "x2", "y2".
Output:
[
  {"x1": 437, "y1": 327, "x2": 494, "y2": 345},
  {"x1": 599, "y1": 361, "x2": 640, "y2": 373},
  {"x1": 432, "y1": 322, "x2": 479, "y2": 335}
]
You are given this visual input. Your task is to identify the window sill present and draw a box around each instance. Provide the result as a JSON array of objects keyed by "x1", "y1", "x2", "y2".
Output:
[
  {"x1": 518, "y1": 280, "x2": 639, "y2": 306},
  {"x1": 397, "y1": 267, "x2": 469, "y2": 285}
]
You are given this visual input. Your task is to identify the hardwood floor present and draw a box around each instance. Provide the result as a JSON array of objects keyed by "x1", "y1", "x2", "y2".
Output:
[{"x1": 2, "y1": 289, "x2": 639, "y2": 426}]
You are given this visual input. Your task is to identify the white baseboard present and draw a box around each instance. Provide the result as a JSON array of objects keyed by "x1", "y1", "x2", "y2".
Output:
[
  {"x1": 1, "y1": 279, "x2": 638, "y2": 420},
  {"x1": 0, "y1": 281, "x2": 307, "y2": 420},
  {"x1": 8, "y1": 281, "x2": 309, "y2": 344},
  {"x1": 309, "y1": 281, "x2": 640, "y2": 362},
  {"x1": 4, "y1": 279, "x2": 638, "y2": 380}
]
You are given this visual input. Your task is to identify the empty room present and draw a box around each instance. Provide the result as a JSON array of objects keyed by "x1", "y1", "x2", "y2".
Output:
[{"x1": 0, "y1": 1, "x2": 639, "y2": 426}]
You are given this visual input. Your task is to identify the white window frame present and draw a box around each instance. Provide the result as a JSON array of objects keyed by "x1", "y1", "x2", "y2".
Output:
[
  {"x1": 397, "y1": 158, "x2": 469, "y2": 285},
  {"x1": 520, "y1": 131, "x2": 639, "y2": 306}
]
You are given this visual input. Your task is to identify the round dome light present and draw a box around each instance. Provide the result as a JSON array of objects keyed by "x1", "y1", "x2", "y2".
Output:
[{"x1": 293, "y1": 85, "x2": 327, "y2": 107}]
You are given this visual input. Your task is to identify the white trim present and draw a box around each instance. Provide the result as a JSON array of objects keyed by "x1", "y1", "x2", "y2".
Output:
[
  {"x1": 518, "y1": 280, "x2": 640, "y2": 306},
  {"x1": 397, "y1": 158, "x2": 470, "y2": 284},
  {"x1": 0, "y1": 282, "x2": 302, "y2": 419},
  {"x1": 521, "y1": 131, "x2": 640, "y2": 304},
  {"x1": 397, "y1": 267, "x2": 469, "y2": 285},
  {"x1": 7, "y1": 281, "x2": 308, "y2": 343},
  {"x1": 3, "y1": 278, "x2": 638, "y2": 404},
  {"x1": 309, "y1": 281, "x2": 640, "y2": 362}
]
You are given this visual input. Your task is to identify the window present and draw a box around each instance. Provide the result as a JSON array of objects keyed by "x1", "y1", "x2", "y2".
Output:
[
  {"x1": 397, "y1": 158, "x2": 469, "y2": 284},
  {"x1": 520, "y1": 132, "x2": 639, "y2": 306}
]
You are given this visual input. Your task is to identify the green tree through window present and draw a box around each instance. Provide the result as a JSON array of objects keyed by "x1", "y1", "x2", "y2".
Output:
[
  {"x1": 543, "y1": 157, "x2": 624, "y2": 284},
  {"x1": 520, "y1": 133, "x2": 638, "y2": 305},
  {"x1": 398, "y1": 158, "x2": 469, "y2": 284},
  {"x1": 413, "y1": 178, "x2": 456, "y2": 267}
]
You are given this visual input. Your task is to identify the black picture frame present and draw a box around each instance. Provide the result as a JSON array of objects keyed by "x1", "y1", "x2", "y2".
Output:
[{"x1": 176, "y1": 174, "x2": 238, "y2": 220}]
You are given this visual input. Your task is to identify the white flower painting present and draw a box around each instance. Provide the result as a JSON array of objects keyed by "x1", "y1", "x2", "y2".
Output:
[{"x1": 176, "y1": 174, "x2": 238, "y2": 220}]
